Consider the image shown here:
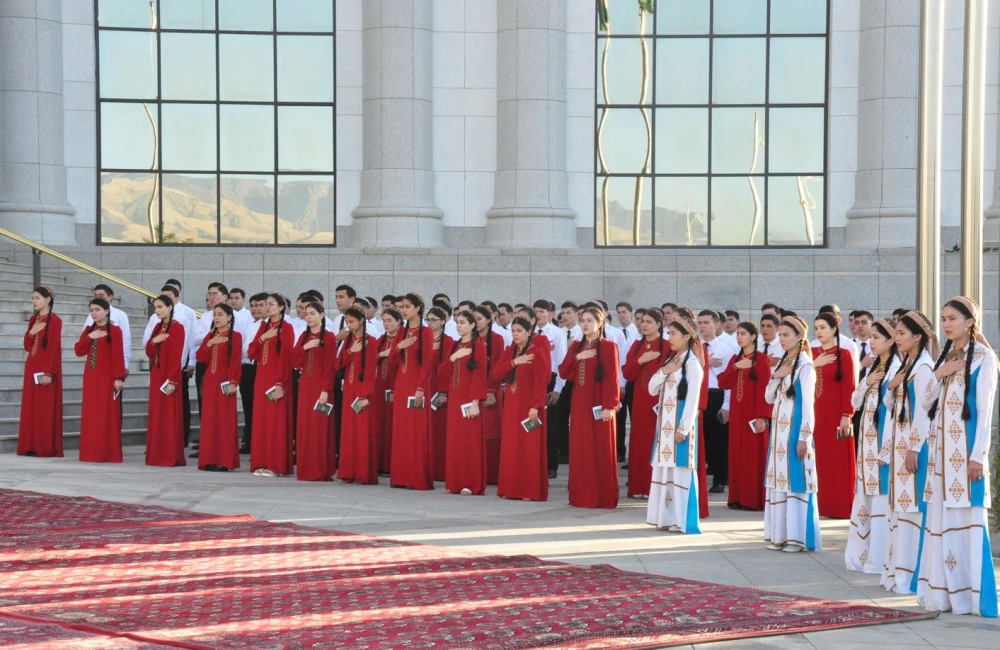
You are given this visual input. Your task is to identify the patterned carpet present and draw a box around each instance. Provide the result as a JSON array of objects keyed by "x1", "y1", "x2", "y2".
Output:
[{"x1": 0, "y1": 489, "x2": 936, "y2": 649}]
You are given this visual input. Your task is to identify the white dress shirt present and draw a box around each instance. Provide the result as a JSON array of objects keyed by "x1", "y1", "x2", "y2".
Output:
[
  {"x1": 492, "y1": 322, "x2": 512, "y2": 348},
  {"x1": 623, "y1": 322, "x2": 640, "y2": 345},
  {"x1": 444, "y1": 319, "x2": 459, "y2": 340},
  {"x1": 703, "y1": 336, "x2": 734, "y2": 410},
  {"x1": 85, "y1": 305, "x2": 131, "y2": 372},
  {"x1": 539, "y1": 321, "x2": 568, "y2": 393},
  {"x1": 284, "y1": 314, "x2": 306, "y2": 341},
  {"x1": 233, "y1": 308, "x2": 254, "y2": 364},
  {"x1": 603, "y1": 323, "x2": 630, "y2": 388},
  {"x1": 757, "y1": 335, "x2": 785, "y2": 363},
  {"x1": 367, "y1": 317, "x2": 384, "y2": 338}
]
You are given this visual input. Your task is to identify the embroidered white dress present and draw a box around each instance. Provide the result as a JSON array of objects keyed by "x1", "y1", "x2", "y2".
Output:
[
  {"x1": 878, "y1": 350, "x2": 934, "y2": 594},
  {"x1": 646, "y1": 353, "x2": 704, "y2": 533},
  {"x1": 764, "y1": 352, "x2": 822, "y2": 551},
  {"x1": 845, "y1": 356, "x2": 900, "y2": 574},
  {"x1": 918, "y1": 342, "x2": 998, "y2": 617}
]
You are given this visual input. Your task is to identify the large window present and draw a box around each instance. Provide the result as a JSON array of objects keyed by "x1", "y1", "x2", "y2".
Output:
[
  {"x1": 595, "y1": 0, "x2": 828, "y2": 247},
  {"x1": 96, "y1": 0, "x2": 336, "y2": 245}
]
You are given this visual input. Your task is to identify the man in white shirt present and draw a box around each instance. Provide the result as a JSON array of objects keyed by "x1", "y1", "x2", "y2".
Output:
[
  {"x1": 715, "y1": 310, "x2": 741, "y2": 354},
  {"x1": 758, "y1": 314, "x2": 784, "y2": 367},
  {"x1": 534, "y1": 300, "x2": 569, "y2": 479},
  {"x1": 481, "y1": 300, "x2": 512, "y2": 348},
  {"x1": 699, "y1": 310, "x2": 735, "y2": 493},
  {"x1": 85, "y1": 284, "x2": 132, "y2": 376},
  {"x1": 809, "y1": 304, "x2": 859, "y2": 356},
  {"x1": 497, "y1": 303, "x2": 514, "y2": 330},
  {"x1": 616, "y1": 302, "x2": 640, "y2": 345}
]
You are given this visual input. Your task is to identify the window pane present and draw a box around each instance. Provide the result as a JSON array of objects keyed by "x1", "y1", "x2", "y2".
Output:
[
  {"x1": 768, "y1": 108, "x2": 825, "y2": 173},
  {"x1": 219, "y1": 35, "x2": 274, "y2": 101},
  {"x1": 654, "y1": 177, "x2": 708, "y2": 245},
  {"x1": 598, "y1": 0, "x2": 652, "y2": 35},
  {"x1": 278, "y1": 107, "x2": 334, "y2": 172},
  {"x1": 771, "y1": 0, "x2": 827, "y2": 34},
  {"x1": 100, "y1": 172, "x2": 159, "y2": 243},
  {"x1": 220, "y1": 174, "x2": 275, "y2": 244},
  {"x1": 277, "y1": 0, "x2": 334, "y2": 32},
  {"x1": 221, "y1": 105, "x2": 274, "y2": 171},
  {"x1": 97, "y1": 0, "x2": 157, "y2": 28},
  {"x1": 99, "y1": 31, "x2": 158, "y2": 99},
  {"x1": 218, "y1": 0, "x2": 272, "y2": 31},
  {"x1": 655, "y1": 109, "x2": 707, "y2": 173},
  {"x1": 657, "y1": 0, "x2": 710, "y2": 35},
  {"x1": 596, "y1": 176, "x2": 652, "y2": 246},
  {"x1": 713, "y1": 0, "x2": 767, "y2": 34},
  {"x1": 710, "y1": 177, "x2": 765, "y2": 246},
  {"x1": 278, "y1": 175, "x2": 334, "y2": 244},
  {"x1": 712, "y1": 107, "x2": 766, "y2": 174},
  {"x1": 597, "y1": 109, "x2": 652, "y2": 174},
  {"x1": 597, "y1": 38, "x2": 653, "y2": 105},
  {"x1": 769, "y1": 38, "x2": 826, "y2": 103},
  {"x1": 655, "y1": 39, "x2": 708, "y2": 104},
  {"x1": 100, "y1": 103, "x2": 158, "y2": 170},
  {"x1": 767, "y1": 176, "x2": 824, "y2": 245},
  {"x1": 162, "y1": 174, "x2": 218, "y2": 243},
  {"x1": 277, "y1": 36, "x2": 334, "y2": 102},
  {"x1": 159, "y1": 0, "x2": 216, "y2": 30},
  {"x1": 160, "y1": 33, "x2": 216, "y2": 100},
  {"x1": 712, "y1": 38, "x2": 765, "y2": 104},
  {"x1": 162, "y1": 104, "x2": 217, "y2": 171}
]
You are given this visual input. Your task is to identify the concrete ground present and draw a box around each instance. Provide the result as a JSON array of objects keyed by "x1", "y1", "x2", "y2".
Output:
[{"x1": 2, "y1": 447, "x2": 998, "y2": 650}]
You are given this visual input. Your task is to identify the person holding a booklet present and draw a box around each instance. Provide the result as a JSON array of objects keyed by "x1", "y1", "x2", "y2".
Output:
[
  {"x1": 557, "y1": 306, "x2": 621, "y2": 509},
  {"x1": 247, "y1": 294, "x2": 296, "y2": 477},
  {"x1": 426, "y1": 306, "x2": 454, "y2": 482},
  {"x1": 291, "y1": 301, "x2": 339, "y2": 482},
  {"x1": 74, "y1": 298, "x2": 126, "y2": 463},
  {"x1": 438, "y1": 310, "x2": 488, "y2": 495},
  {"x1": 494, "y1": 316, "x2": 550, "y2": 501},
  {"x1": 144, "y1": 295, "x2": 186, "y2": 467},
  {"x1": 336, "y1": 306, "x2": 380, "y2": 485},
  {"x1": 195, "y1": 303, "x2": 243, "y2": 472},
  {"x1": 374, "y1": 308, "x2": 402, "y2": 476},
  {"x1": 18, "y1": 287, "x2": 63, "y2": 458},
  {"x1": 471, "y1": 306, "x2": 506, "y2": 485}
]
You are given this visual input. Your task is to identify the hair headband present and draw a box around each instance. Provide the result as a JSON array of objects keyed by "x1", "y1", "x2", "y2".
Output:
[
  {"x1": 903, "y1": 310, "x2": 939, "y2": 357},
  {"x1": 780, "y1": 317, "x2": 806, "y2": 338},
  {"x1": 948, "y1": 296, "x2": 980, "y2": 323}
]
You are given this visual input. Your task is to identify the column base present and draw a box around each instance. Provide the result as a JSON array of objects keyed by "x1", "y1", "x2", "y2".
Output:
[
  {"x1": 484, "y1": 207, "x2": 578, "y2": 249},
  {"x1": 349, "y1": 206, "x2": 444, "y2": 248},
  {"x1": 0, "y1": 203, "x2": 79, "y2": 246},
  {"x1": 845, "y1": 207, "x2": 915, "y2": 249}
]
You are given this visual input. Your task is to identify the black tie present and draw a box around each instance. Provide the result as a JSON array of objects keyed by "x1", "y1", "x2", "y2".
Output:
[
  {"x1": 858, "y1": 342, "x2": 867, "y2": 381},
  {"x1": 764, "y1": 342, "x2": 770, "y2": 356}
]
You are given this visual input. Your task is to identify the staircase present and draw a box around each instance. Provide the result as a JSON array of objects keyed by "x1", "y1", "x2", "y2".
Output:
[{"x1": 0, "y1": 254, "x2": 226, "y2": 453}]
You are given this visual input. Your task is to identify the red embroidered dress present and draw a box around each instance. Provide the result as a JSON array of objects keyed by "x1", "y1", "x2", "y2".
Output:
[
  {"x1": 247, "y1": 319, "x2": 295, "y2": 474},
  {"x1": 292, "y1": 329, "x2": 338, "y2": 481},
  {"x1": 144, "y1": 321, "x2": 186, "y2": 467},
  {"x1": 337, "y1": 333, "x2": 379, "y2": 484},
  {"x1": 195, "y1": 329, "x2": 243, "y2": 470},
  {"x1": 74, "y1": 324, "x2": 126, "y2": 463},
  {"x1": 18, "y1": 313, "x2": 63, "y2": 457}
]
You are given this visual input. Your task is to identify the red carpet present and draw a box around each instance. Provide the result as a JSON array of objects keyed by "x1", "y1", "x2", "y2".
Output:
[{"x1": 0, "y1": 489, "x2": 935, "y2": 649}]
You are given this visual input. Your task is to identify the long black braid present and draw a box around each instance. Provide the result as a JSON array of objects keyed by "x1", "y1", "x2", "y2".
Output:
[
  {"x1": 580, "y1": 307, "x2": 606, "y2": 382},
  {"x1": 895, "y1": 315, "x2": 929, "y2": 425},
  {"x1": 474, "y1": 306, "x2": 495, "y2": 375},
  {"x1": 870, "y1": 321, "x2": 897, "y2": 430},
  {"x1": 214, "y1": 303, "x2": 235, "y2": 363},
  {"x1": 506, "y1": 316, "x2": 535, "y2": 383},
  {"x1": 343, "y1": 307, "x2": 368, "y2": 383},
  {"x1": 646, "y1": 308, "x2": 665, "y2": 356},
  {"x1": 302, "y1": 301, "x2": 327, "y2": 348},
  {"x1": 928, "y1": 300, "x2": 980, "y2": 421},
  {"x1": 815, "y1": 313, "x2": 843, "y2": 381},
  {"x1": 33, "y1": 287, "x2": 55, "y2": 350},
  {"x1": 453, "y1": 310, "x2": 479, "y2": 371},
  {"x1": 378, "y1": 308, "x2": 403, "y2": 365},
  {"x1": 427, "y1": 307, "x2": 449, "y2": 363},
  {"x1": 403, "y1": 293, "x2": 425, "y2": 366},
  {"x1": 665, "y1": 321, "x2": 695, "y2": 399},
  {"x1": 267, "y1": 293, "x2": 287, "y2": 353},
  {"x1": 153, "y1": 296, "x2": 176, "y2": 368},
  {"x1": 738, "y1": 321, "x2": 760, "y2": 381},
  {"x1": 89, "y1": 298, "x2": 113, "y2": 346}
]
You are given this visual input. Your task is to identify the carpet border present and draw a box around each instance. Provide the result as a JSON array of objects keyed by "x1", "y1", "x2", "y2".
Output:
[{"x1": 0, "y1": 610, "x2": 216, "y2": 650}]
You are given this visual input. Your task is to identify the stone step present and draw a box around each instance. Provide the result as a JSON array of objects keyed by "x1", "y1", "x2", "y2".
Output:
[
  {"x1": 0, "y1": 381, "x2": 205, "y2": 404},
  {"x1": 0, "y1": 331, "x2": 148, "y2": 348},
  {"x1": 0, "y1": 370, "x2": 154, "y2": 391},
  {"x1": 0, "y1": 358, "x2": 150, "y2": 376},
  {"x1": 0, "y1": 422, "x2": 244, "y2": 454},
  {"x1": 0, "y1": 397, "x2": 245, "y2": 421}
]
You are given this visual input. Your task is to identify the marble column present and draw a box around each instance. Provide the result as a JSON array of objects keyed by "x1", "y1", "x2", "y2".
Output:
[
  {"x1": 845, "y1": 0, "x2": 919, "y2": 248},
  {"x1": 0, "y1": 0, "x2": 77, "y2": 245},
  {"x1": 350, "y1": 0, "x2": 443, "y2": 248},
  {"x1": 485, "y1": 0, "x2": 576, "y2": 248}
]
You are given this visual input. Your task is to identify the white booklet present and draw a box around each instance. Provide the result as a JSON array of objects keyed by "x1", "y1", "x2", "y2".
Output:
[
  {"x1": 159, "y1": 379, "x2": 172, "y2": 394},
  {"x1": 32, "y1": 372, "x2": 46, "y2": 385}
]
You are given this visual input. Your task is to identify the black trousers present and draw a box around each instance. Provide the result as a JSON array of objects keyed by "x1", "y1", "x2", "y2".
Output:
[
  {"x1": 181, "y1": 371, "x2": 193, "y2": 446},
  {"x1": 193, "y1": 362, "x2": 207, "y2": 443},
  {"x1": 616, "y1": 381, "x2": 634, "y2": 459},
  {"x1": 704, "y1": 388, "x2": 729, "y2": 487},
  {"x1": 240, "y1": 363, "x2": 256, "y2": 449},
  {"x1": 333, "y1": 370, "x2": 344, "y2": 458},
  {"x1": 291, "y1": 369, "x2": 301, "y2": 455},
  {"x1": 548, "y1": 382, "x2": 574, "y2": 472}
]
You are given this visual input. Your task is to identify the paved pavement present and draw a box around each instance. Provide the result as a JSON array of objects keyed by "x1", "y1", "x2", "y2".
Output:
[{"x1": 2, "y1": 447, "x2": 999, "y2": 649}]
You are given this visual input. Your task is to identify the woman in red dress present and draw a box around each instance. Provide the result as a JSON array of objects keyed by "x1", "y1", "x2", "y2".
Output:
[
  {"x1": 472, "y1": 306, "x2": 505, "y2": 485},
  {"x1": 18, "y1": 287, "x2": 63, "y2": 458},
  {"x1": 426, "y1": 306, "x2": 453, "y2": 482},
  {"x1": 74, "y1": 299, "x2": 125, "y2": 463},
  {"x1": 374, "y1": 308, "x2": 402, "y2": 475},
  {"x1": 337, "y1": 306, "x2": 380, "y2": 484},
  {"x1": 247, "y1": 293, "x2": 295, "y2": 477},
  {"x1": 291, "y1": 300, "x2": 338, "y2": 482},
  {"x1": 144, "y1": 295, "x2": 186, "y2": 467},
  {"x1": 557, "y1": 306, "x2": 621, "y2": 509},
  {"x1": 438, "y1": 310, "x2": 488, "y2": 495},
  {"x1": 718, "y1": 321, "x2": 773, "y2": 510},
  {"x1": 622, "y1": 309, "x2": 670, "y2": 498},
  {"x1": 494, "y1": 316, "x2": 551, "y2": 501},
  {"x1": 811, "y1": 312, "x2": 858, "y2": 518},
  {"x1": 389, "y1": 293, "x2": 437, "y2": 490},
  {"x1": 195, "y1": 303, "x2": 242, "y2": 472}
]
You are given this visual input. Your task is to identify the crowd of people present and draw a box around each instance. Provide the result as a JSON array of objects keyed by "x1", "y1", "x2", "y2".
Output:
[{"x1": 14, "y1": 280, "x2": 998, "y2": 617}]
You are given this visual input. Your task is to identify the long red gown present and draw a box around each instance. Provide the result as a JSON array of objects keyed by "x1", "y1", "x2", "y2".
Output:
[
  {"x1": 18, "y1": 313, "x2": 63, "y2": 457},
  {"x1": 247, "y1": 319, "x2": 295, "y2": 474},
  {"x1": 558, "y1": 337, "x2": 620, "y2": 509},
  {"x1": 481, "y1": 331, "x2": 506, "y2": 485},
  {"x1": 389, "y1": 324, "x2": 436, "y2": 490},
  {"x1": 621, "y1": 337, "x2": 670, "y2": 497},
  {"x1": 144, "y1": 321, "x2": 186, "y2": 467},
  {"x1": 74, "y1": 325, "x2": 125, "y2": 463},
  {"x1": 811, "y1": 345, "x2": 857, "y2": 518},
  {"x1": 430, "y1": 334, "x2": 454, "y2": 482},
  {"x1": 717, "y1": 350, "x2": 772, "y2": 510},
  {"x1": 494, "y1": 337, "x2": 550, "y2": 501},
  {"x1": 373, "y1": 331, "x2": 400, "y2": 474},
  {"x1": 195, "y1": 330, "x2": 243, "y2": 470},
  {"x1": 291, "y1": 329, "x2": 338, "y2": 481},
  {"x1": 337, "y1": 333, "x2": 379, "y2": 484},
  {"x1": 438, "y1": 339, "x2": 488, "y2": 494},
  {"x1": 697, "y1": 340, "x2": 710, "y2": 517}
]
